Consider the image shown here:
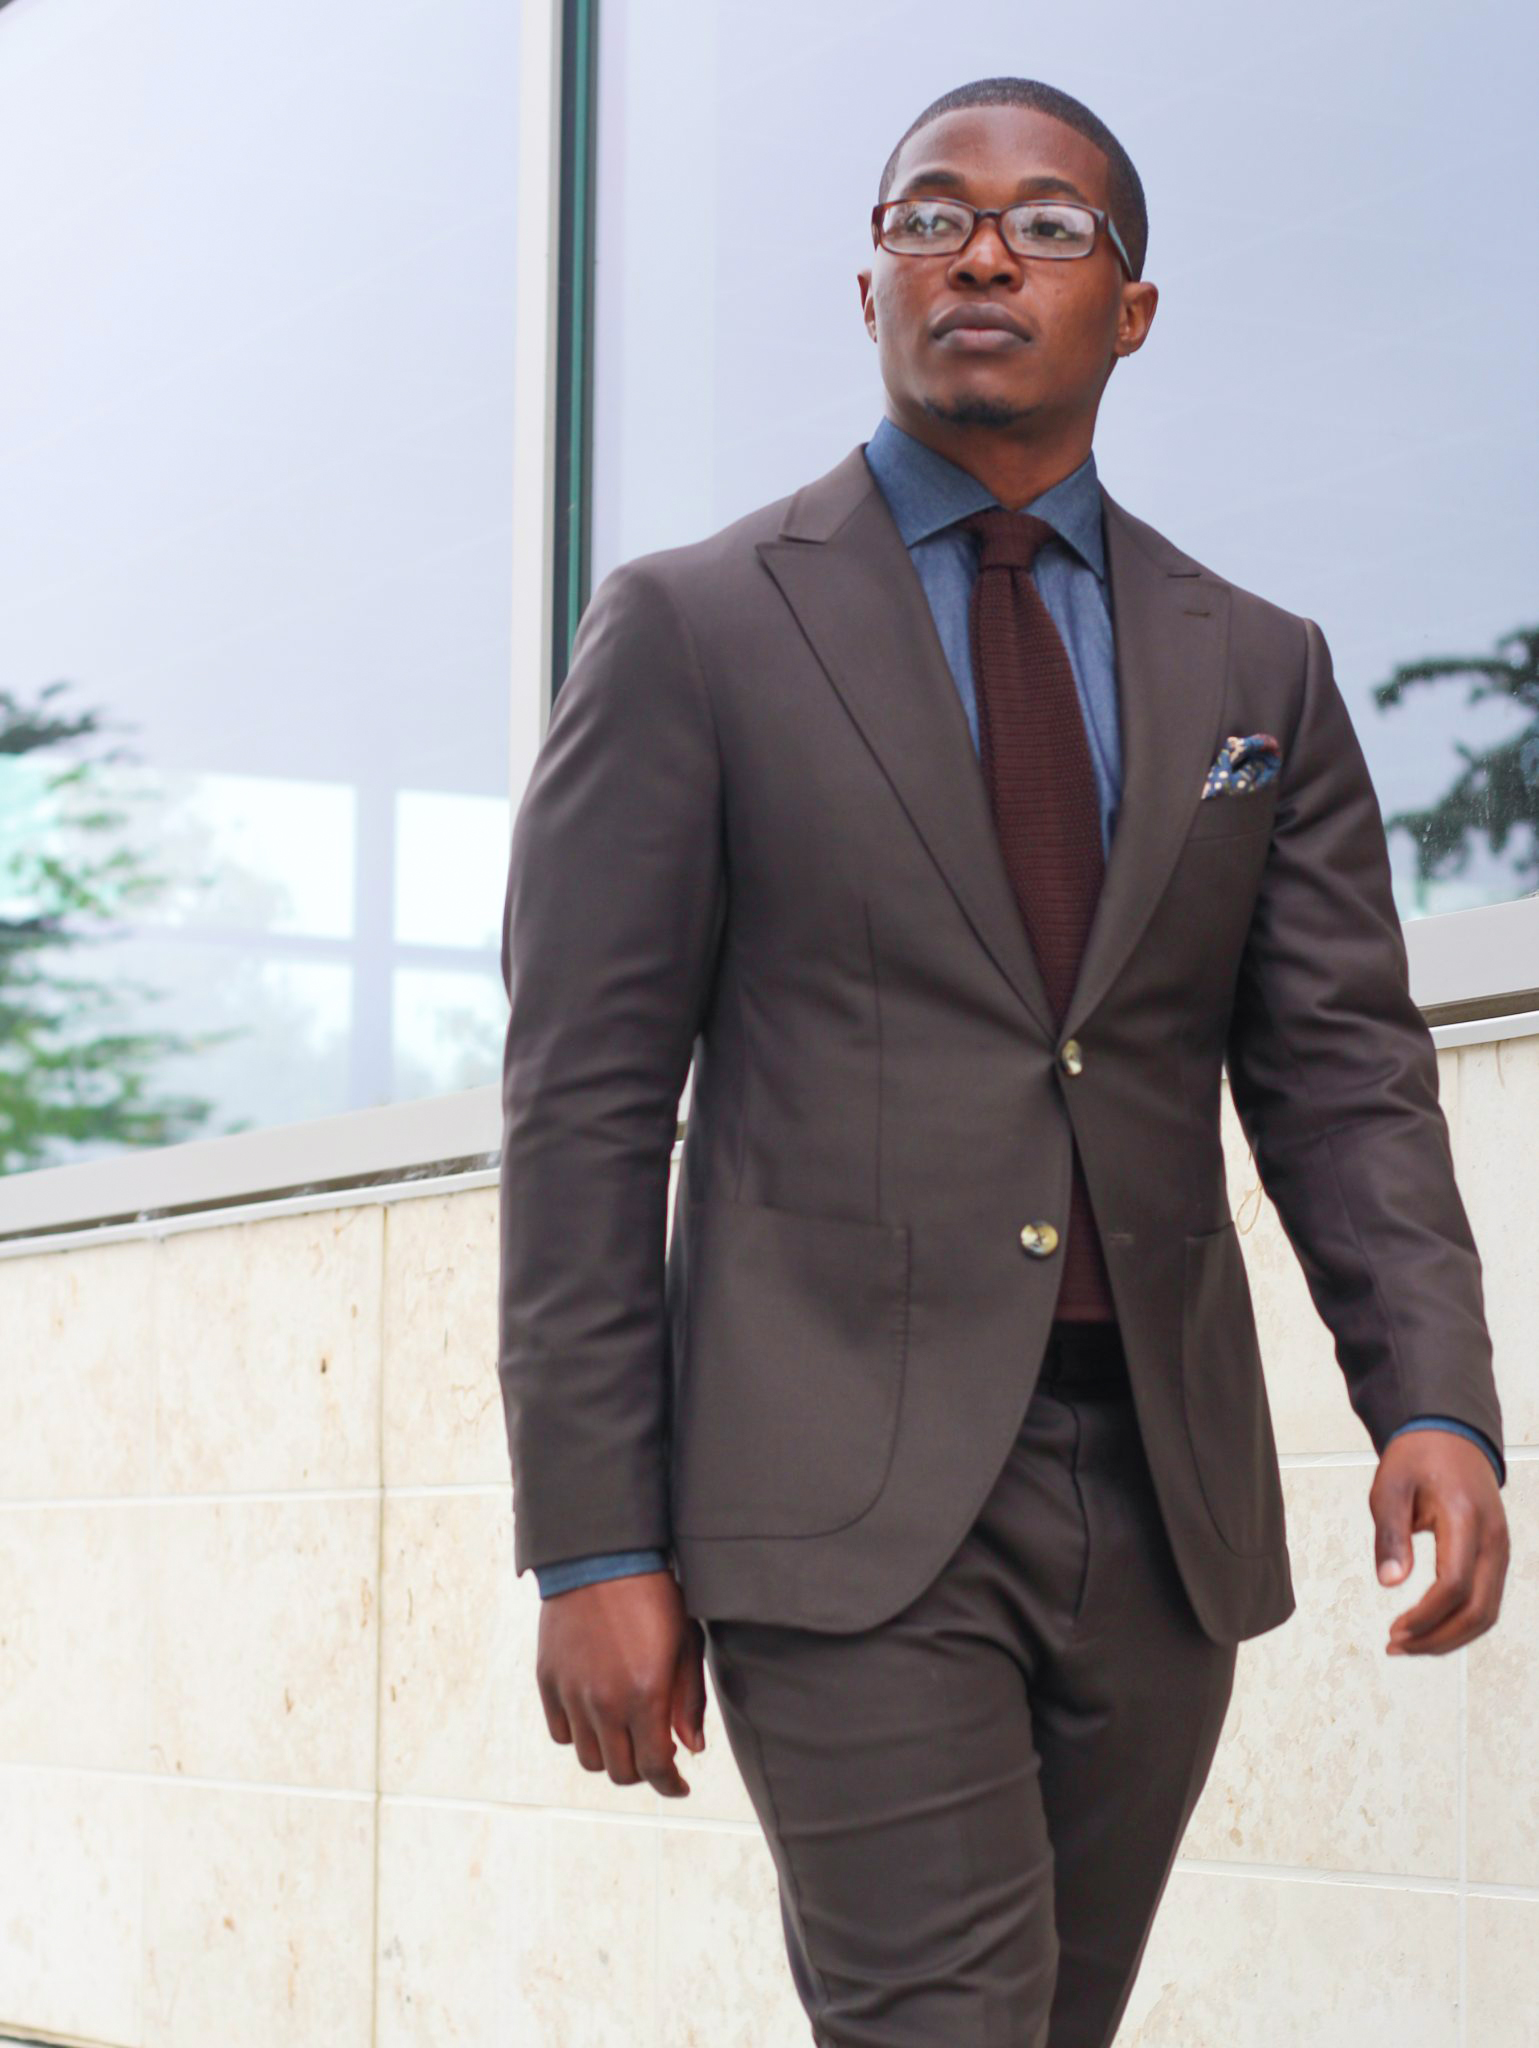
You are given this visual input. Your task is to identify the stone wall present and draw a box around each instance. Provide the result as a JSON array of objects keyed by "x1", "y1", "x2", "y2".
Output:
[{"x1": 0, "y1": 1032, "x2": 1534, "y2": 2045}]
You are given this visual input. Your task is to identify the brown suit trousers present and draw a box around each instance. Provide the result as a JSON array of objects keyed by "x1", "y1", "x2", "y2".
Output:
[{"x1": 704, "y1": 1321, "x2": 1236, "y2": 2047}]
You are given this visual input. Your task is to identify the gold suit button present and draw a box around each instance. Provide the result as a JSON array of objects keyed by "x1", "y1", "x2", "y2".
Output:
[
  {"x1": 1019, "y1": 1221, "x2": 1060, "y2": 1257},
  {"x1": 1059, "y1": 1038, "x2": 1084, "y2": 1076}
]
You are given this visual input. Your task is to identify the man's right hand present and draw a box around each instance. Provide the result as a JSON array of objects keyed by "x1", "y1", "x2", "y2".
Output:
[{"x1": 535, "y1": 1569, "x2": 707, "y2": 1797}]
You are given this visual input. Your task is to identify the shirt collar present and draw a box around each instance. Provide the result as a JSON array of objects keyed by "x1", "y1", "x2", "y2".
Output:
[{"x1": 863, "y1": 413, "x2": 1106, "y2": 580}]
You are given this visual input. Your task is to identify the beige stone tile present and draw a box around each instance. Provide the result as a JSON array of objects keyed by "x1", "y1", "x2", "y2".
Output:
[
  {"x1": 1183, "y1": 1465, "x2": 1458, "y2": 1876},
  {"x1": 0, "y1": 1503, "x2": 149, "y2": 1770},
  {"x1": 657, "y1": 1823, "x2": 809, "y2": 2047},
  {"x1": 376, "y1": 1794, "x2": 514, "y2": 2048},
  {"x1": 0, "y1": 1236, "x2": 155, "y2": 1499},
  {"x1": 144, "y1": 1777, "x2": 374, "y2": 2048},
  {"x1": 379, "y1": 1488, "x2": 652, "y2": 1814},
  {"x1": 1221, "y1": 1089, "x2": 1373, "y2": 1456},
  {"x1": 1119, "y1": 1870, "x2": 1458, "y2": 2045},
  {"x1": 379, "y1": 1801, "x2": 660, "y2": 2048},
  {"x1": 0, "y1": 1762, "x2": 144, "y2": 2044},
  {"x1": 155, "y1": 1205, "x2": 382, "y2": 1493},
  {"x1": 1466, "y1": 1894, "x2": 1539, "y2": 2047},
  {"x1": 1467, "y1": 1461, "x2": 1539, "y2": 1886},
  {"x1": 381, "y1": 1187, "x2": 505, "y2": 1489},
  {"x1": 148, "y1": 1494, "x2": 378, "y2": 1789},
  {"x1": 1453, "y1": 1036, "x2": 1539, "y2": 1445}
]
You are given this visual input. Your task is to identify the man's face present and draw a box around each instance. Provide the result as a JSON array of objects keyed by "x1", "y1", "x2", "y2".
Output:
[{"x1": 857, "y1": 104, "x2": 1156, "y2": 435}]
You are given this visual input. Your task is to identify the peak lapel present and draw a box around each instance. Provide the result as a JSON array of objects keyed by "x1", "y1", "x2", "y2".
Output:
[
  {"x1": 1058, "y1": 489, "x2": 1231, "y2": 1042},
  {"x1": 756, "y1": 447, "x2": 1058, "y2": 1041}
]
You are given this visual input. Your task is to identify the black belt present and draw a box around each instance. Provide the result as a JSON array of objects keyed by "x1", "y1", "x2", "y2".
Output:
[{"x1": 1038, "y1": 1318, "x2": 1131, "y2": 1397}]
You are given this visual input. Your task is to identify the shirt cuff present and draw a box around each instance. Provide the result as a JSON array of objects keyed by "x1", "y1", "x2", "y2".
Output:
[
  {"x1": 1384, "y1": 1416, "x2": 1506, "y2": 1488},
  {"x1": 534, "y1": 1548, "x2": 672, "y2": 1598}
]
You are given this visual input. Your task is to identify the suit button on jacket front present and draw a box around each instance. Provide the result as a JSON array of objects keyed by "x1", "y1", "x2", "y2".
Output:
[
  {"x1": 1020, "y1": 1221, "x2": 1060, "y2": 1257},
  {"x1": 1059, "y1": 1038, "x2": 1084, "y2": 1076}
]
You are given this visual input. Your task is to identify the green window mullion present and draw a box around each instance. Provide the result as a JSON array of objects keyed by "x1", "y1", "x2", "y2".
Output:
[{"x1": 551, "y1": 0, "x2": 599, "y2": 696}]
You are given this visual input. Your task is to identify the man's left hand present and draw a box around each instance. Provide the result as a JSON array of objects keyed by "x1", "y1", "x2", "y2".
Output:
[{"x1": 1370, "y1": 1431, "x2": 1510, "y2": 1656}]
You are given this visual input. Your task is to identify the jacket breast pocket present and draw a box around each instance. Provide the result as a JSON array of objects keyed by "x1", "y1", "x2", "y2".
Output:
[
  {"x1": 670, "y1": 1197, "x2": 911, "y2": 1540},
  {"x1": 1184, "y1": 783, "x2": 1280, "y2": 842},
  {"x1": 1178, "y1": 1219, "x2": 1287, "y2": 1557}
]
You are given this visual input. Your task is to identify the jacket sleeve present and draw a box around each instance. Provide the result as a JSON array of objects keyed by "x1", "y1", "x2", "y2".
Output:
[
  {"x1": 1223, "y1": 614, "x2": 1504, "y2": 1459},
  {"x1": 497, "y1": 558, "x2": 727, "y2": 1577}
]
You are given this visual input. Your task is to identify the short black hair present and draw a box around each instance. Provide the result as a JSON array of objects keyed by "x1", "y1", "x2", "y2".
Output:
[{"x1": 878, "y1": 77, "x2": 1148, "y2": 281}]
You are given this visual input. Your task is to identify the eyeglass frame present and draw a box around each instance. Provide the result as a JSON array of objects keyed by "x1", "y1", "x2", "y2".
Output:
[{"x1": 870, "y1": 196, "x2": 1134, "y2": 283}]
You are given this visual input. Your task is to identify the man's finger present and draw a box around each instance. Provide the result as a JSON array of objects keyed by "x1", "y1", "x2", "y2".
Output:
[
  {"x1": 1388, "y1": 1502, "x2": 1478, "y2": 1647},
  {"x1": 1372, "y1": 1468, "x2": 1415, "y2": 1586},
  {"x1": 537, "y1": 1669, "x2": 574, "y2": 1745},
  {"x1": 632, "y1": 1695, "x2": 690, "y2": 1799},
  {"x1": 589, "y1": 1700, "x2": 644, "y2": 1787},
  {"x1": 566, "y1": 1702, "x2": 608, "y2": 1775},
  {"x1": 1391, "y1": 1526, "x2": 1508, "y2": 1656}
]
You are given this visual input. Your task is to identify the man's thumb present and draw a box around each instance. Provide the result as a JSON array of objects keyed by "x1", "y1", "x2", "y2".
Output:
[{"x1": 672, "y1": 1625, "x2": 707, "y2": 1752}]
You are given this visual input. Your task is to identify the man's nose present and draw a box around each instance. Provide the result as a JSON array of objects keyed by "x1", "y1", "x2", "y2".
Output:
[{"x1": 951, "y1": 221, "x2": 1023, "y2": 286}]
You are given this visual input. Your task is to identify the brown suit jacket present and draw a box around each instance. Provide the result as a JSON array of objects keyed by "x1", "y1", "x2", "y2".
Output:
[{"x1": 496, "y1": 440, "x2": 1504, "y2": 1643}]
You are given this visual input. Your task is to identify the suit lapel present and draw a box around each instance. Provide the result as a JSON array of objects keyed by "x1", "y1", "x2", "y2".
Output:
[
  {"x1": 758, "y1": 449, "x2": 1058, "y2": 1041},
  {"x1": 755, "y1": 446, "x2": 1230, "y2": 1048},
  {"x1": 1062, "y1": 489, "x2": 1231, "y2": 1042}
]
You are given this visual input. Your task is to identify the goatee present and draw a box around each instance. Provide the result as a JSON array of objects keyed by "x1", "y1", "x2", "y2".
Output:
[{"x1": 924, "y1": 393, "x2": 1029, "y2": 429}]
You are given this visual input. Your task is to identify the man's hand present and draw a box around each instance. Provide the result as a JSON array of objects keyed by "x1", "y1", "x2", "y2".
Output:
[
  {"x1": 1370, "y1": 1432, "x2": 1510, "y2": 1655},
  {"x1": 535, "y1": 1569, "x2": 707, "y2": 1796}
]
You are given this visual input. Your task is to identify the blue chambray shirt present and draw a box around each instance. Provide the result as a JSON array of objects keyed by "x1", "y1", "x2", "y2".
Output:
[{"x1": 534, "y1": 419, "x2": 1502, "y2": 1598}]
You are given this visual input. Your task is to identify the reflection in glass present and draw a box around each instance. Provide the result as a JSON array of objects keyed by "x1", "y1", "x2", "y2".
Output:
[
  {"x1": 0, "y1": 1, "x2": 522, "y2": 1175},
  {"x1": 1, "y1": 680, "x2": 241, "y2": 1173},
  {"x1": 396, "y1": 790, "x2": 511, "y2": 952},
  {"x1": 393, "y1": 967, "x2": 509, "y2": 1101},
  {"x1": 1377, "y1": 625, "x2": 1539, "y2": 919}
]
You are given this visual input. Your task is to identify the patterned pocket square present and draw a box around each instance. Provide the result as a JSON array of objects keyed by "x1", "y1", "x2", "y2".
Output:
[{"x1": 1201, "y1": 732, "x2": 1282, "y2": 798}]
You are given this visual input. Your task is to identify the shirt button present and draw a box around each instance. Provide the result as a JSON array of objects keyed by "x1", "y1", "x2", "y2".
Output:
[
  {"x1": 1059, "y1": 1038, "x2": 1084, "y2": 1077},
  {"x1": 1020, "y1": 1222, "x2": 1060, "y2": 1257}
]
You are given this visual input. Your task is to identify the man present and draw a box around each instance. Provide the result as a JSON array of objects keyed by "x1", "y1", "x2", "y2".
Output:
[{"x1": 497, "y1": 75, "x2": 1510, "y2": 2047}]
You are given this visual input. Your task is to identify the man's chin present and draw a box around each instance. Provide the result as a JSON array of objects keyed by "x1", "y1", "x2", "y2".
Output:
[{"x1": 922, "y1": 389, "x2": 1036, "y2": 429}]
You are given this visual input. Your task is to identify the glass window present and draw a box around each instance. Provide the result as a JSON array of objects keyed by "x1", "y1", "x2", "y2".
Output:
[
  {"x1": 0, "y1": 0, "x2": 521, "y2": 1178},
  {"x1": 591, "y1": 1, "x2": 1538, "y2": 934}
]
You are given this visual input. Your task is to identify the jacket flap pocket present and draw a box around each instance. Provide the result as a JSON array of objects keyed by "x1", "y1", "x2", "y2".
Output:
[{"x1": 671, "y1": 1197, "x2": 911, "y2": 1540}]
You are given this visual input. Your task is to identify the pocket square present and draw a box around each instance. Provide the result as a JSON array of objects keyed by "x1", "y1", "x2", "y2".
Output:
[{"x1": 1201, "y1": 732, "x2": 1282, "y2": 798}]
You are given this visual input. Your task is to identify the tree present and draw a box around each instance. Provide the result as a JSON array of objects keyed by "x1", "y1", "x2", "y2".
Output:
[
  {"x1": 0, "y1": 679, "x2": 241, "y2": 1176},
  {"x1": 1373, "y1": 624, "x2": 1539, "y2": 898}
]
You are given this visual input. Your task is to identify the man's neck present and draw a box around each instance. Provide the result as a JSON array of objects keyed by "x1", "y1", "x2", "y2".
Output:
[{"x1": 881, "y1": 404, "x2": 1095, "y2": 510}]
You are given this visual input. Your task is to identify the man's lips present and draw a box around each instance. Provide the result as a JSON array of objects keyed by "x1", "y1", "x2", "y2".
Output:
[
  {"x1": 935, "y1": 326, "x2": 1031, "y2": 351},
  {"x1": 932, "y1": 305, "x2": 1035, "y2": 347}
]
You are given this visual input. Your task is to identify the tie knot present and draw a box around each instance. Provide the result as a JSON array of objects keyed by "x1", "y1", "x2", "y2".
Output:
[{"x1": 961, "y1": 505, "x2": 1056, "y2": 571}]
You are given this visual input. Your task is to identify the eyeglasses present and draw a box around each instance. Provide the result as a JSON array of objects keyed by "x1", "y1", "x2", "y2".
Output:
[{"x1": 871, "y1": 197, "x2": 1133, "y2": 281}]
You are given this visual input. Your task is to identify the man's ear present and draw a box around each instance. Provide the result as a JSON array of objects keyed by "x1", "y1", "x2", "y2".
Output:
[
  {"x1": 857, "y1": 268, "x2": 876, "y2": 342},
  {"x1": 1114, "y1": 279, "x2": 1158, "y2": 359}
]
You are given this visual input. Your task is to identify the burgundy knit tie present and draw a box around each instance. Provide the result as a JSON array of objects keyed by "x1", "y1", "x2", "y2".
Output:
[{"x1": 962, "y1": 506, "x2": 1116, "y2": 1321}]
